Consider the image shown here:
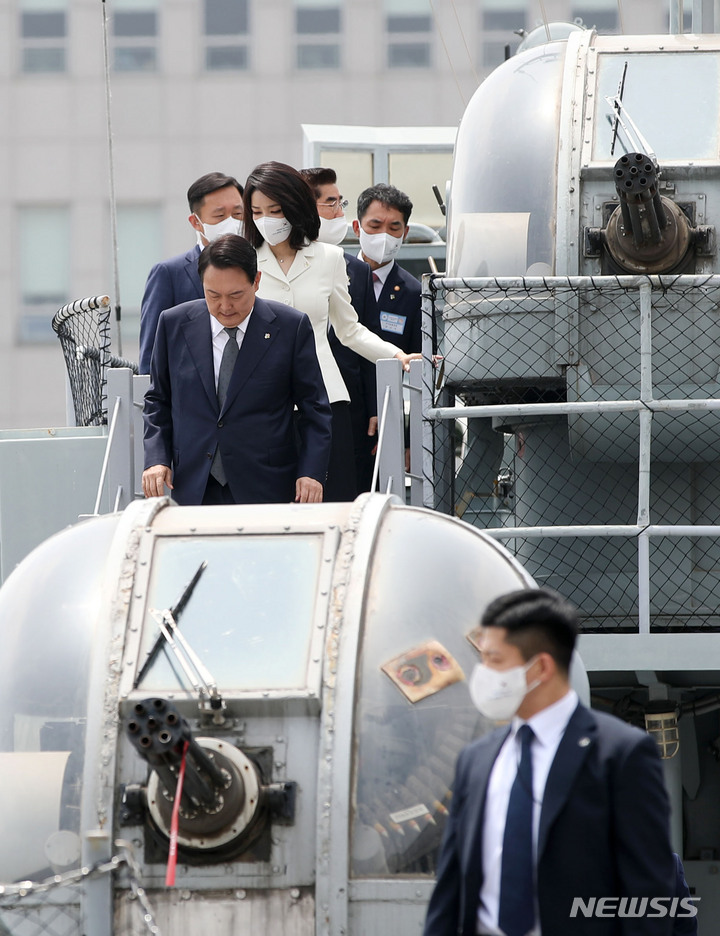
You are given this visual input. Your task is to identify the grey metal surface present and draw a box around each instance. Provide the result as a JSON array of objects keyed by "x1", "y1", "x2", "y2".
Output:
[{"x1": 0, "y1": 426, "x2": 107, "y2": 585}]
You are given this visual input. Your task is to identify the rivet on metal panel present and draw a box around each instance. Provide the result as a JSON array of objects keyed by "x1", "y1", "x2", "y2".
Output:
[
  {"x1": 290, "y1": 888, "x2": 301, "y2": 900},
  {"x1": 180, "y1": 889, "x2": 191, "y2": 901},
  {"x1": 273, "y1": 865, "x2": 281, "y2": 873},
  {"x1": 235, "y1": 889, "x2": 247, "y2": 899},
  {"x1": 237, "y1": 527, "x2": 244, "y2": 532},
  {"x1": 276, "y1": 736, "x2": 285, "y2": 743},
  {"x1": 274, "y1": 761, "x2": 285, "y2": 769},
  {"x1": 415, "y1": 889, "x2": 422, "y2": 897},
  {"x1": 126, "y1": 660, "x2": 134, "y2": 667}
]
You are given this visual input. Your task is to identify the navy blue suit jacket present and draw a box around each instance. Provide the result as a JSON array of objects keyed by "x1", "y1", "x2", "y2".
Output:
[
  {"x1": 143, "y1": 297, "x2": 332, "y2": 506},
  {"x1": 139, "y1": 246, "x2": 203, "y2": 374},
  {"x1": 327, "y1": 254, "x2": 377, "y2": 418},
  {"x1": 370, "y1": 261, "x2": 422, "y2": 354},
  {"x1": 424, "y1": 703, "x2": 675, "y2": 936}
]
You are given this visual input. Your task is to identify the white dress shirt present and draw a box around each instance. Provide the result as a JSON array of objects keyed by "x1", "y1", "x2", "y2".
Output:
[
  {"x1": 359, "y1": 253, "x2": 395, "y2": 300},
  {"x1": 209, "y1": 311, "x2": 252, "y2": 390},
  {"x1": 477, "y1": 689, "x2": 579, "y2": 936}
]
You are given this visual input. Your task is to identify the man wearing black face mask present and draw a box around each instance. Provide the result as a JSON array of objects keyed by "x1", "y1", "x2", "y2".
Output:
[
  {"x1": 424, "y1": 588, "x2": 677, "y2": 936},
  {"x1": 139, "y1": 172, "x2": 244, "y2": 374}
]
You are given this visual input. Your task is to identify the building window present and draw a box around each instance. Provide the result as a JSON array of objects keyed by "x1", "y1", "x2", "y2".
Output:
[
  {"x1": 296, "y1": 0, "x2": 341, "y2": 70},
  {"x1": 480, "y1": 1, "x2": 522, "y2": 68},
  {"x1": 20, "y1": 0, "x2": 67, "y2": 74},
  {"x1": 19, "y1": 206, "x2": 70, "y2": 343},
  {"x1": 112, "y1": 0, "x2": 158, "y2": 72},
  {"x1": 204, "y1": 0, "x2": 249, "y2": 71},
  {"x1": 117, "y1": 205, "x2": 163, "y2": 344},
  {"x1": 572, "y1": 1, "x2": 618, "y2": 33},
  {"x1": 385, "y1": 0, "x2": 431, "y2": 68}
]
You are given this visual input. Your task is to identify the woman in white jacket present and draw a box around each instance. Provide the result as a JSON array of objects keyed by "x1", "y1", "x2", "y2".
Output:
[{"x1": 243, "y1": 161, "x2": 416, "y2": 502}]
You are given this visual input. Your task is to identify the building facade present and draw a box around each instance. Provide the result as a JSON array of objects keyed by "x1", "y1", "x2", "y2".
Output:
[{"x1": 0, "y1": 0, "x2": 692, "y2": 428}]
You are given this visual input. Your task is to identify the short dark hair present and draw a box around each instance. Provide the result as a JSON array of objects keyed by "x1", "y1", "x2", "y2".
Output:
[
  {"x1": 481, "y1": 588, "x2": 578, "y2": 674},
  {"x1": 357, "y1": 183, "x2": 413, "y2": 225},
  {"x1": 187, "y1": 172, "x2": 244, "y2": 215},
  {"x1": 243, "y1": 161, "x2": 320, "y2": 250},
  {"x1": 198, "y1": 234, "x2": 257, "y2": 282},
  {"x1": 300, "y1": 167, "x2": 338, "y2": 200}
]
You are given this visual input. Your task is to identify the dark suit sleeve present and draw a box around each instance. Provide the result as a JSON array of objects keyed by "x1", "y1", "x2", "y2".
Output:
[
  {"x1": 612, "y1": 732, "x2": 676, "y2": 936},
  {"x1": 672, "y1": 854, "x2": 698, "y2": 936},
  {"x1": 351, "y1": 261, "x2": 379, "y2": 418},
  {"x1": 292, "y1": 313, "x2": 333, "y2": 484},
  {"x1": 139, "y1": 262, "x2": 175, "y2": 375},
  {"x1": 423, "y1": 747, "x2": 469, "y2": 936},
  {"x1": 142, "y1": 311, "x2": 174, "y2": 471}
]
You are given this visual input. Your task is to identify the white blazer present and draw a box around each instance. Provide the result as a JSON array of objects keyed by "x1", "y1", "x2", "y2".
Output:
[{"x1": 255, "y1": 240, "x2": 401, "y2": 403}]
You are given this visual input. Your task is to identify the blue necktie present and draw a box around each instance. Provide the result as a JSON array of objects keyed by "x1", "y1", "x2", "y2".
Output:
[
  {"x1": 498, "y1": 723, "x2": 535, "y2": 936},
  {"x1": 210, "y1": 327, "x2": 238, "y2": 486}
]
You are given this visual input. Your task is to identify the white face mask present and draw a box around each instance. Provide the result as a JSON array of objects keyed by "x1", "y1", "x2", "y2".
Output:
[
  {"x1": 194, "y1": 214, "x2": 243, "y2": 245},
  {"x1": 469, "y1": 658, "x2": 541, "y2": 721},
  {"x1": 254, "y1": 215, "x2": 292, "y2": 246},
  {"x1": 359, "y1": 229, "x2": 404, "y2": 266},
  {"x1": 317, "y1": 216, "x2": 348, "y2": 246}
]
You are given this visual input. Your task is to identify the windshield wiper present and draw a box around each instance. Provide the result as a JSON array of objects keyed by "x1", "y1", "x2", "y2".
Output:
[{"x1": 134, "y1": 561, "x2": 209, "y2": 690}]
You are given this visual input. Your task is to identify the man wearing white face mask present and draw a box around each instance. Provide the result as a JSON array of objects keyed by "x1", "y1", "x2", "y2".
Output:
[
  {"x1": 425, "y1": 588, "x2": 675, "y2": 936},
  {"x1": 139, "y1": 172, "x2": 244, "y2": 374},
  {"x1": 353, "y1": 184, "x2": 422, "y2": 355}
]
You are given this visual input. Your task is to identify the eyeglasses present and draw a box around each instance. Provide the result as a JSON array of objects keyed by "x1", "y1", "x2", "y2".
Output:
[{"x1": 320, "y1": 198, "x2": 349, "y2": 211}]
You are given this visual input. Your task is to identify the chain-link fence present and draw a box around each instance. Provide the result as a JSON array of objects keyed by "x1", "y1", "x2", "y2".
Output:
[
  {"x1": 0, "y1": 847, "x2": 160, "y2": 936},
  {"x1": 420, "y1": 274, "x2": 720, "y2": 633}
]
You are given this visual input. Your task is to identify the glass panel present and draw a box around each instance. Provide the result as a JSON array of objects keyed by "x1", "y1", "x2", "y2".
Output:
[
  {"x1": 482, "y1": 39, "x2": 517, "y2": 68},
  {"x1": 206, "y1": 44, "x2": 249, "y2": 69},
  {"x1": 296, "y1": 7, "x2": 341, "y2": 33},
  {"x1": 22, "y1": 46, "x2": 65, "y2": 71},
  {"x1": 388, "y1": 151, "x2": 453, "y2": 229},
  {"x1": 593, "y1": 52, "x2": 720, "y2": 162},
  {"x1": 318, "y1": 149, "x2": 374, "y2": 221},
  {"x1": 297, "y1": 42, "x2": 340, "y2": 68},
  {"x1": 482, "y1": 8, "x2": 524, "y2": 30},
  {"x1": 113, "y1": 10, "x2": 157, "y2": 36},
  {"x1": 350, "y1": 508, "x2": 529, "y2": 877},
  {"x1": 0, "y1": 516, "x2": 119, "y2": 882},
  {"x1": 20, "y1": 205, "x2": 69, "y2": 306},
  {"x1": 21, "y1": 10, "x2": 65, "y2": 37},
  {"x1": 138, "y1": 535, "x2": 323, "y2": 692},
  {"x1": 572, "y1": 7, "x2": 617, "y2": 30},
  {"x1": 205, "y1": 0, "x2": 248, "y2": 35},
  {"x1": 117, "y1": 205, "x2": 162, "y2": 311},
  {"x1": 387, "y1": 41, "x2": 430, "y2": 67},
  {"x1": 386, "y1": 14, "x2": 431, "y2": 31},
  {"x1": 114, "y1": 46, "x2": 157, "y2": 71}
]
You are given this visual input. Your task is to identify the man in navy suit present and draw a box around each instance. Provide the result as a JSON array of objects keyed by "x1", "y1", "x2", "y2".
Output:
[
  {"x1": 301, "y1": 166, "x2": 378, "y2": 493},
  {"x1": 353, "y1": 183, "x2": 422, "y2": 355},
  {"x1": 142, "y1": 235, "x2": 332, "y2": 506},
  {"x1": 139, "y1": 172, "x2": 244, "y2": 374},
  {"x1": 424, "y1": 588, "x2": 676, "y2": 936}
]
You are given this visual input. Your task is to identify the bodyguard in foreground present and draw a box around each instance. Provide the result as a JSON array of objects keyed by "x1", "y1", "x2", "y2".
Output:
[{"x1": 423, "y1": 588, "x2": 677, "y2": 936}]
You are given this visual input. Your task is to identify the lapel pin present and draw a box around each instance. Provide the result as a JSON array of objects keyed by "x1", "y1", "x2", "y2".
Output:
[
  {"x1": 394, "y1": 285, "x2": 400, "y2": 291},
  {"x1": 264, "y1": 333, "x2": 271, "y2": 339},
  {"x1": 578, "y1": 737, "x2": 591, "y2": 747}
]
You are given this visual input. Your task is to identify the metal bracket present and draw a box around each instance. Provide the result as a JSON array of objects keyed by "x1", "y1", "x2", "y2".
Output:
[{"x1": 265, "y1": 781, "x2": 297, "y2": 824}]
